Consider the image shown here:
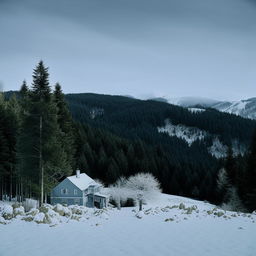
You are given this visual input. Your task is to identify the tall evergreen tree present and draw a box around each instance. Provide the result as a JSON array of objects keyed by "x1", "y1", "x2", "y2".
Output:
[
  {"x1": 19, "y1": 61, "x2": 71, "y2": 203},
  {"x1": 225, "y1": 146, "x2": 237, "y2": 186},
  {"x1": 53, "y1": 83, "x2": 75, "y2": 169},
  {"x1": 243, "y1": 130, "x2": 256, "y2": 211}
]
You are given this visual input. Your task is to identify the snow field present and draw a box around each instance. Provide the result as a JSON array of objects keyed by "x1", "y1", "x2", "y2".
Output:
[{"x1": 0, "y1": 194, "x2": 255, "y2": 256}]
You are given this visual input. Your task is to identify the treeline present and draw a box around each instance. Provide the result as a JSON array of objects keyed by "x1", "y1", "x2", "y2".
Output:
[
  {"x1": 75, "y1": 123, "x2": 219, "y2": 202},
  {"x1": 217, "y1": 141, "x2": 256, "y2": 212},
  {"x1": 0, "y1": 61, "x2": 75, "y2": 203},
  {"x1": 65, "y1": 93, "x2": 256, "y2": 147}
]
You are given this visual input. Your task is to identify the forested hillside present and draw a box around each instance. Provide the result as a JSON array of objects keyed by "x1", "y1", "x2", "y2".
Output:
[
  {"x1": 1, "y1": 62, "x2": 256, "y2": 211},
  {"x1": 65, "y1": 93, "x2": 256, "y2": 206}
]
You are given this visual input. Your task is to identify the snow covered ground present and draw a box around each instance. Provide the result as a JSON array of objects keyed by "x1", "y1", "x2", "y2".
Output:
[{"x1": 0, "y1": 194, "x2": 255, "y2": 256}]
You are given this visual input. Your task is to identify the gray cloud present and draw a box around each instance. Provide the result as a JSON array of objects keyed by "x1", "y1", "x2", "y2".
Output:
[{"x1": 0, "y1": 0, "x2": 255, "y2": 100}]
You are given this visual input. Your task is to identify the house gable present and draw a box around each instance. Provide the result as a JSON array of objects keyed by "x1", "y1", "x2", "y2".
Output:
[{"x1": 51, "y1": 178, "x2": 83, "y2": 198}]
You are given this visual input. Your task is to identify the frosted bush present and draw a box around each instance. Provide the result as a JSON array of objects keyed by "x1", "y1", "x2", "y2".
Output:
[
  {"x1": 2, "y1": 205, "x2": 13, "y2": 220},
  {"x1": 214, "y1": 211, "x2": 224, "y2": 217},
  {"x1": 14, "y1": 206, "x2": 25, "y2": 217},
  {"x1": 34, "y1": 212, "x2": 46, "y2": 224},
  {"x1": 39, "y1": 204, "x2": 53, "y2": 213},
  {"x1": 0, "y1": 216, "x2": 7, "y2": 224},
  {"x1": 71, "y1": 214, "x2": 82, "y2": 221},
  {"x1": 69, "y1": 205, "x2": 84, "y2": 215},
  {"x1": 165, "y1": 218, "x2": 174, "y2": 222},
  {"x1": 22, "y1": 215, "x2": 34, "y2": 222},
  {"x1": 45, "y1": 210, "x2": 61, "y2": 225},
  {"x1": 63, "y1": 207, "x2": 72, "y2": 217},
  {"x1": 53, "y1": 204, "x2": 65, "y2": 216},
  {"x1": 185, "y1": 207, "x2": 193, "y2": 214},
  {"x1": 136, "y1": 211, "x2": 144, "y2": 219},
  {"x1": 179, "y1": 203, "x2": 185, "y2": 210},
  {"x1": 12, "y1": 202, "x2": 22, "y2": 209},
  {"x1": 27, "y1": 208, "x2": 39, "y2": 216}
]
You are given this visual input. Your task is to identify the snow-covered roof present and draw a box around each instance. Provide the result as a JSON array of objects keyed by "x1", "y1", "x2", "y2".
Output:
[
  {"x1": 67, "y1": 173, "x2": 97, "y2": 191},
  {"x1": 94, "y1": 193, "x2": 108, "y2": 198}
]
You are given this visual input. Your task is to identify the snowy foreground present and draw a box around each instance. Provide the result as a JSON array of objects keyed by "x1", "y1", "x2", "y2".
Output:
[{"x1": 0, "y1": 194, "x2": 255, "y2": 256}]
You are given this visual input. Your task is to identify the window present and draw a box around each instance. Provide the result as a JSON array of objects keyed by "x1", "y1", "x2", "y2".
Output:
[
  {"x1": 88, "y1": 185, "x2": 95, "y2": 194},
  {"x1": 61, "y1": 188, "x2": 68, "y2": 195},
  {"x1": 74, "y1": 189, "x2": 77, "y2": 195}
]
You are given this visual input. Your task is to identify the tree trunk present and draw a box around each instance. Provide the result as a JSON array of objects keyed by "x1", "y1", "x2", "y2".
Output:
[
  {"x1": 44, "y1": 192, "x2": 47, "y2": 204},
  {"x1": 9, "y1": 166, "x2": 12, "y2": 201},
  {"x1": 39, "y1": 116, "x2": 44, "y2": 206},
  {"x1": 117, "y1": 196, "x2": 121, "y2": 210},
  {"x1": 139, "y1": 199, "x2": 142, "y2": 211}
]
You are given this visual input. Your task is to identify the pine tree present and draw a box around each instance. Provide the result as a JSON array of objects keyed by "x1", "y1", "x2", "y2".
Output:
[
  {"x1": 243, "y1": 130, "x2": 256, "y2": 211},
  {"x1": 225, "y1": 146, "x2": 237, "y2": 186},
  {"x1": 53, "y1": 83, "x2": 75, "y2": 169},
  {"x1": 18, "y1": 61, "x2": 71, "y2": 204},
  {"x1": 20, "y1": 80, "x2": 28, "y2": 97}
]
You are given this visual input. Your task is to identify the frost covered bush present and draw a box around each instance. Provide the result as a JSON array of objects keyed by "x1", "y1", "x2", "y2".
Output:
[
  {"x1": 39, "y1": 204, "x2": 53, "y2": 214},
  {"x1": 27, "y1": 208, "x2": 39, "y2": 216},
  {"x1": 45, "y1": 210, "x2": 61, "y2": 225},
  {"x1": 34, "y1": 212, "x2": 46, "y2": 224},
  {"x1": 125, "y1": 173, "x2": 162, "y2": 211},
  {"x1": 2, "y1": 205, "x2": 13, "y2": 220},
  {"x1": 136, "y1": 211, "x2": 144, "y2": 219},
  {"x1": 71, "y1": 214, "x2": 82, "y2": 221},
  {"x1": 13, "y1": 206, "x2": 25, "y2": 217},
  {"x1": 12, "y1": 202, "x2": 22, "y2": 209},
  {"x1": 108, "y1": 173, "x2": 161, "y2": 211},
  {"x1": 0, "y1": 216, "x2": 8, "y2": 224},
  {"x1": 179, "y1": 203, "x2": 186, "y2": 210},
  {"x1": 108, "y1": 177, "x2": 131, "y2": 210},
  {"x1": 53, "y1": 204, "x2": 66, "y2": 216},
  {"x1": 68, "y1": 205, "x2": 86, "y2": 215},
  {"x1": 22, "y1": 215, "x2": 34, "y2": 222},
  {"x1": 214, "y1": 211, "x2": 225, "y2": 217},
  {"x1": 52, "y1": 204, "x2": 72, "y2": 217}
]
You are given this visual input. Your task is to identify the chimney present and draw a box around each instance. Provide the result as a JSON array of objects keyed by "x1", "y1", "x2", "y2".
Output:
[{"x1": 76, "y1": 170, "x2": 80, "y2": 178}]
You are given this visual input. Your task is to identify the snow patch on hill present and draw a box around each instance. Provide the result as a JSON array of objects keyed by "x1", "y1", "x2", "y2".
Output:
[
  {"x1": 188, "y1": 107, "x2": 205, "y2": 113},
  {"x1": 208, "y1": 138, "x2": 228, "y2": 159},
  {"x1": 157, "y1": 120, "x2": 206, "y2": 146},
  {"x1": 158, "y1": 121, "x2": 246, "y2": 158}
]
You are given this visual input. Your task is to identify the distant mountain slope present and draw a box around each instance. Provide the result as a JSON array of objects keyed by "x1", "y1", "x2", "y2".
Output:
[
  {"x1": 211, "y1": 98, "x2": 256, "y2": 120},
  {"x1": 65, "y1": 93, "x2": 256, "y2": 155},
  {"x1": 155, "y1": 96, "x2": 256, "y2": 120}
]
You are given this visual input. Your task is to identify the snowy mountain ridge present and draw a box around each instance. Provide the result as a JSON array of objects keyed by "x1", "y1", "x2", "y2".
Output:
[{"x1": 151, "y1": 96, "x2": 256, "y2": 120}]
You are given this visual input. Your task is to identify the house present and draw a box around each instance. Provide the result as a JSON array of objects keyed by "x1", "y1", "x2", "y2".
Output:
[{"x1": 51, "y1": 170, "x2": 108, "y2": 208}]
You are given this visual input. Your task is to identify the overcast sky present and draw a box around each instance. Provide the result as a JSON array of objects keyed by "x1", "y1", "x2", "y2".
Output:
[{"x1": 0, "y1": 0, "x2": 255, "y2": 100}]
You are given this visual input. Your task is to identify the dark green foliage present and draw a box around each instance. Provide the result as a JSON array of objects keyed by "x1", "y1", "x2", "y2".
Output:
[
  {"x1": 0, "y1": 94, "x2": 20, "y2": 200},
  {"x1": 16, "y1": 61, "x2": 74, "y2": 199},
  {"x1": 224, "y1": 147, "x2": 238, "y2": 186},
  {"x1": 241, "y1": 130, "x2": 256, "y2": 211},
  {"x1": 66, "y1": 93, "x2": 256, "y2": 203},
  {"x1": 53, "y1": 83, "x2": 75, "y2": 169}
]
